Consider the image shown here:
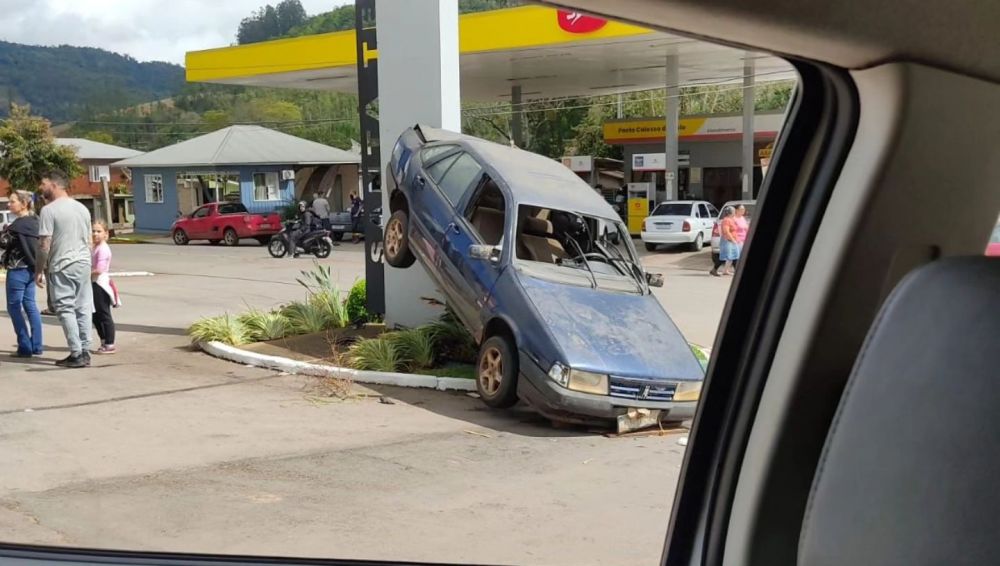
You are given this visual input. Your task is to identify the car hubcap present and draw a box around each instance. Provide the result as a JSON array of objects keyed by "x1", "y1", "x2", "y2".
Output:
[
  {"x1": 386, "y1": 219, "x2": 403, "y2": 257},
  {"x1": 479, "y1": 347, "x2": 503, "y2": 395}
]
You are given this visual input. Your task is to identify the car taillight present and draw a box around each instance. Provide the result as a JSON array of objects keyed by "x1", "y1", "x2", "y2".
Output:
[
  {"x1": 682, "y1": 220, "x2": 692, "y2": 232},
  {"x1": 712, "y1": 222, "x2": 720, "y2": 237}
]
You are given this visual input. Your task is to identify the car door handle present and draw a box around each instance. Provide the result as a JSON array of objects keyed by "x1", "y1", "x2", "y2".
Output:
[
  {"x1": 446, "y1": 222, "x2": 460, "y2": 235},
  {"x1": 416, "y1": 176, "x2": 426, "y2": 189}
]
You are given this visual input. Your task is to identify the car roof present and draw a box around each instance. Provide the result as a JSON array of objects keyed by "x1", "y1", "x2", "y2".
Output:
[{"x1": 418, "y1": 125, "x2": 619, "y2": 219}]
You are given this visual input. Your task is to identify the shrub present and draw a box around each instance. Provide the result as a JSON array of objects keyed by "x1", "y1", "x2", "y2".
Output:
[
  {"x1": 425, "y1": 308, "x2": 478, "y2": 364},
  {"x1": 388, "y1": 328, "x2": 436, "y2": 371},
  {"x1": 282, "y1": 301, "x2": 329, "y2": 335},
  {"x1": 345, "y1": 279, "x2": 374, "y2": 324},
  {"x1": 188, "y1": 314, "x2": 250, "y2": 346},
  {"x1": 239, "y1": 309, "x2": 290, "y2": 342},
  {"x1": 311, "y1": 288, "x2": 350, "y2": 329},
  {"x1": 297, "y1": 262, "x2": 336, "y2": 295},
  {"x1": 348, "y1": 337, "x2": 401, "y2": 372}
]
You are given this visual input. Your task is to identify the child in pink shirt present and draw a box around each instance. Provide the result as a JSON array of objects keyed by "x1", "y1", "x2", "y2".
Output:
[{"x1": 91, "y1": 220, "x2": 118, "y2": 354}]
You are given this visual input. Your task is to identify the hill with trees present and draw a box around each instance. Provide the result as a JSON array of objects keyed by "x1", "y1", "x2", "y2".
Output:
[{"x1": 0, "y1": 41, "x2": 184, "y2": 123}]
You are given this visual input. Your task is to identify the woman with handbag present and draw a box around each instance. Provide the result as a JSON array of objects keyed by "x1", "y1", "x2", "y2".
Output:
[{"x1": 1, "y1": 190, "x2": 43, "y2": 358}]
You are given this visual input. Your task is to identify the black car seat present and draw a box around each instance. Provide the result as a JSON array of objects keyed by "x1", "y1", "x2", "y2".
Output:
[
  {"x1": 519, "y1": 216, "x2": 567, "y2": 264},
  {"x1": 799, "y1": 257, "x2": 1000, "y2": 566}
]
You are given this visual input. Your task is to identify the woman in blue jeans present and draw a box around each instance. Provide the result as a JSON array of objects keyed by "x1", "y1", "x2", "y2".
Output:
[{"x1": 1, "y1": 190, "x2": 43, "y2": 357}]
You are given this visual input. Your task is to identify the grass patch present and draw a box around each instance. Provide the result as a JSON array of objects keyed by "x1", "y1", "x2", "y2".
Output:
[
  {"x1": 423, "y1": 364, "x2": 477, "y2": 380},
  {"x1": 387, "y1": 328, "x2": 436, "y2": 372},
  {"x1": 238, "y1": 309, "x2": 290, "y2": 342},
  {"x1": 282, "y1": 301, "x2": 329, "y2": 335},
  {"x1": 347, "y1": 337, "x2": 400, "y2": 372},
  {"x1": 189, "y1": 314, "x2": 250, "y2": 346}
]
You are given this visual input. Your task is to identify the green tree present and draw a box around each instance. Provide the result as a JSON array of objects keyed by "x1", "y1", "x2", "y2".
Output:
[
  {"x1": 0, "y1": 104, "x2": 83, "y2": 194},
  {"x1": 202, "y1": 109, "x2": 231, "y2": 131},
  {"x1": 83, "y1": 130, "x2": 115, "y2": 144}
]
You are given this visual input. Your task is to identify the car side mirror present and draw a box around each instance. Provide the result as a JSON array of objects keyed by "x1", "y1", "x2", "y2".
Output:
[
  {"x1": 470, "y1": 244, "x2": 501, "y2": 264},
  {"x1": 646, "y1": 272, "x2": 664, "y2": 288}
]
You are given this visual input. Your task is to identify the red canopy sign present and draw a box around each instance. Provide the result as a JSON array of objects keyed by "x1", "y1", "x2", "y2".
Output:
[{"x1": 557, "y1": 10, "x2": 608, "y2": 34}]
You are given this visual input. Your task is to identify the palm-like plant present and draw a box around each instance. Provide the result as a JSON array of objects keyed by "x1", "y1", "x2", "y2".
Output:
[{"x1": 188, "y1": 314, "x2": 250, "y2": 346}]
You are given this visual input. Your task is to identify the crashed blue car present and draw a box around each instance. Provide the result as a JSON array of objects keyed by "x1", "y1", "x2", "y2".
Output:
[{"x1": 384, "y1": 125, "x2": 704, "y2": 430}]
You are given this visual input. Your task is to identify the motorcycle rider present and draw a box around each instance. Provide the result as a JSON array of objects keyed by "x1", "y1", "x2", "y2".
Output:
[{"x1": 291, "y1": 201, "x2": 319, "y2": 258}]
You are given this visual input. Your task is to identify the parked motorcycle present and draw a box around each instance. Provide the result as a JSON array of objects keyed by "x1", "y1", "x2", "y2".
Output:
[{"x1": 268, "y1": 220, "x2": 334, "y2": 259}]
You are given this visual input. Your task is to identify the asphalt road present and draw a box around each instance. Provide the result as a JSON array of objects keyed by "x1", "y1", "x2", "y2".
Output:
[{"x1": 0, "y1": 239, "x2": 731, "y2": 565}]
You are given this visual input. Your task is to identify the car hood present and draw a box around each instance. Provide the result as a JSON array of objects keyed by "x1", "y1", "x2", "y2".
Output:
[{"x1": 519, "y1": 275, "x2": 704, "y2": 382}]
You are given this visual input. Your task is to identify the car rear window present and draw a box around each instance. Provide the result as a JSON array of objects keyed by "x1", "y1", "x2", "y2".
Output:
[
  {"x1": 219, "y1": 203, "x2": 248, "y2": 215},
  {"x1": 651, "y1": 203, "x2": 693, "y2": 216}
]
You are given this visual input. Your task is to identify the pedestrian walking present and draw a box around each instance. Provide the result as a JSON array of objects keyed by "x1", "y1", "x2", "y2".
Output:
[
  {"x1": 1, "y1": 190, "x2": 43, "y2": 358},
  {"x1": 36, "y1": 170, "x2": 94, "y2": 368},
  {"x1": 734, "y1": 203, "x2": 750, "y2": 252},
  {"x1": 710, "y1": 206, "x2": 739, "y2": 277},
  {"x1": 91, "y1": 220, "x2": 120, "y2": 355},
  {"x1": 311, "y1": 191, "x2": 331, "y2": 231},
  {"x1": 349, "y1": 192, "x2": 363, "y2": 244}
]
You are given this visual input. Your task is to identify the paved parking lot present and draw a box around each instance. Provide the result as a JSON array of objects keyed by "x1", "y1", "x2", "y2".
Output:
[{"x1": 0, "y1": 240, "x2": 731, "y2": 565}]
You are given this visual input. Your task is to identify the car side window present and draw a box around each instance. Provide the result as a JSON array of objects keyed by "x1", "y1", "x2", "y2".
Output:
[
  {"x1": 421, "y1": 144, "x2": 456, "y2": 165},
  {"x1": 693, "y1": 205, "x2": 701, "y2": 218},
  {"x1": 437, "y1": 153, "x2": 483, "y2": 206},
  {"x1": 426, "y1": 153, "x2": 460, "y2": 183},
  {"x1": 709, "y1": 205, "x2": 719, "y2": 218},
  {"x1": 464, "y1": 178, "x2": 506, "y2": 246},
  {"x1": 193, "y1": 207, "x2": 210, "y2": 218},
  {"x1": 699, "y1": 204, "x2": 711, "y2": 218}
]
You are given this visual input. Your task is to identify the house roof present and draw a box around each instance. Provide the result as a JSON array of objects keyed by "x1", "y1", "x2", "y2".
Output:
[
  {"x1": 112, "y1": 125, "x2": 360, "y2": 168},
  {"x1": 55, "y1": 138, "x2": 143, "y2": 161}
]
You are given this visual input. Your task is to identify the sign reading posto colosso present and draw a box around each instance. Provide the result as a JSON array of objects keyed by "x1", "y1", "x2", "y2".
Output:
[{"x1": 603, "y1": 114, "x2": 785, "y2": 144}]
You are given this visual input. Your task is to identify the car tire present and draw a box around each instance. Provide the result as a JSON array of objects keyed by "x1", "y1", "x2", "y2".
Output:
[
  {"x1": 689, "y1": 233, "x2": 703, "y2": 252},
  {"x1": 476, "y1": 335, "x2": 519, "y2": 409},
  {"x1": 644, "y1": 242, "x2": 657, "y2": 252},
  {"x1": 172, "y1": 229, "x2": 189, "y2": 246},
  {"x1": 331, "y1": 232, "x2": 344, "y2": 242},
  {"x1": 384, "y1": 210, "x2": 416, "y2": 268},
  {"x1": 223, "y1": 228, "x2": 239, "y2": 247},
  {"x1": 256, "y1": 236, "x2": 271, "y2": 246}
]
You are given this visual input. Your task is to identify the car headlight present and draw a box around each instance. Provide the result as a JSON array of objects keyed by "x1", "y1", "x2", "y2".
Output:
[
  {"x1": 568, "y1": 370, "x2": 609, "y2": 395},
  {"x1": 548, "y1": 362, "x2": 570, "y2": 387},
  {"x1": 674, "y1": 380, "x2": 702, "y2": 402}
]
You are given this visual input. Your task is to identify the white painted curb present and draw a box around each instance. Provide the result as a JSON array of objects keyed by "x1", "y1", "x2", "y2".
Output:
[
  {"x1": 111, "y1": 271, "x2": 155, "y2": 277},
  {"x1": 200, "y1": 341, "x2": 477, "y2": 392}
]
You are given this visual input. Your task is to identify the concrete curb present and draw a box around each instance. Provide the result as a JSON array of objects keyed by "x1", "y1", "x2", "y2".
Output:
[
  {"x1": 111, "y1": 271, "x2": 155, "y2": 277},
  {"x1": 199, "y1": 341, "x2": 477, "y2": 392}
]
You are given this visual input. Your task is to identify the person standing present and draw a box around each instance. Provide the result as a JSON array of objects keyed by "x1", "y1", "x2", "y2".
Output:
[
  {"x1": 349, "y1": 192, "x2": 363, "y2": 244},
  {"x1": 711, "y1": 206, "x2": 739, "y2": 277},
  {"x1": 311, "y1": 191, "x2": 331, "y2": 231},
  {"x1": 91, "y1": 220, "x2": 119, "y2": 355},
  {"x1": 1, "y1": 190, "x2": 43, "y2": 358},
  {"x1": 36, "y1": 170, "x2": 94, "y2": 368},
  {"x1": 734, "y1": 204, "x2": 750, "y2": 255}
]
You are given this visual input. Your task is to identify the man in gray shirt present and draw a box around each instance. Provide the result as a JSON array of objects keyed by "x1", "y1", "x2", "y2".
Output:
[
  {"x1": 311, "y1": 191, "x2": 331, "y2": 231},
  {"x1": 36, "y1": 170, "x2": 93, "y2": 368}
]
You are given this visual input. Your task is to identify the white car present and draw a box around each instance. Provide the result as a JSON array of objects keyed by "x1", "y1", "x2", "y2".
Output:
[
  {"x1": 641, "y1": 200, "x2": 718, "y2": 252},
  {"x1": 0, "y1": 209, "x2": 13, "y2": 231},
  {"x1": 710, "y1": 200, "x2": 757, "y2": 262}
]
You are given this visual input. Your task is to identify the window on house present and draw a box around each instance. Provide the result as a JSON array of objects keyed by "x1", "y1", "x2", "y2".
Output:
[
  {"x1": 144, "y1": 174, "x2": 163, "y2": 203},
  {"x1": 253, "y1": 172, "x2": 281, "y2": 201}
]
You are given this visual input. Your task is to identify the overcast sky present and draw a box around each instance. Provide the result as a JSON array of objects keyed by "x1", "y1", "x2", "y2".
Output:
[{"x1": 0, "y1": 0, "x2": 351, "y2": 65}]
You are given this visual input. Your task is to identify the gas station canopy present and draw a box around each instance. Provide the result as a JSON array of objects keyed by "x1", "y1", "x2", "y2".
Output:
[{"x1": 185, "y1": 5, "x2": 795, "y2": 100}]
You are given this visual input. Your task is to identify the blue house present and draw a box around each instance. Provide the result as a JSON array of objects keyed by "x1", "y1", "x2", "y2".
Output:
[{"x1": 114, "y1": 125, "x2": 360, "y2": 233}]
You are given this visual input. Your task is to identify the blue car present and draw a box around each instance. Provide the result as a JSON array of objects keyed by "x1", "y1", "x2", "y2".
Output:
[{"x1": 384, "y1": 125, "x2": 704, "y2": 430}]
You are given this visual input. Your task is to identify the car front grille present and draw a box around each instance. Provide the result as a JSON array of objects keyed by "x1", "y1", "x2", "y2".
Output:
[{"x1": 608, "y1": 377, "x2": 676, "y2": 401}]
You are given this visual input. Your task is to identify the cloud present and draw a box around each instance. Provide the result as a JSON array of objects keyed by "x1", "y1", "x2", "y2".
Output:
[{"x1": 0, "y1": 0, "x2": 350, "y2": 65}]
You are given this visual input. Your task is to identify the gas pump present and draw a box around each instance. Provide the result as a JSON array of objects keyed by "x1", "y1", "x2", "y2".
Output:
[{"x1": 626, "y1": 181, "x2": 654, "y2": 236}]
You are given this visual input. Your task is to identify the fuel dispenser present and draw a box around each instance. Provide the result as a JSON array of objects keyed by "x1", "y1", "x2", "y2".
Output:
[{"x1": 627, "y1": 182, "x2": 654, "y2": 236}]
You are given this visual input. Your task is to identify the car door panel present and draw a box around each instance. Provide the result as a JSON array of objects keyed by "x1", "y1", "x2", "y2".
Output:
[{"x1": 440, "y1": 210, "x2": 504, "y2": 334}]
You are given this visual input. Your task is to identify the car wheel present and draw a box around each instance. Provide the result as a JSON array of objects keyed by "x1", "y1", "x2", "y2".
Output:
[
  {"x1": 476, "y1": 335, "x2": 519, "y2": 409},
  {"x1": 645, "y1": 242, "x2": 657, "y2": 252},
  {"x1": 384, "y1": 210, "x2": 416, "y2": 268},
  {"x1": 223, "y1": 228, "x2": 239, "y2": 247},
  {"x1": 172, "y1": 229, "x2": 189, "y2": 246},
  {"x1": 689, "y1": 232, "x2": 703, "y2": 252},
  {"x1": 331, "y1": 232, "x2": 344, "y2": 242},
  {"x1": 267, "y1": 236, "x2": 287, "y2": 258},
  {"x1": 314, "y1": 238, "x2": 332, "y2": 259}
]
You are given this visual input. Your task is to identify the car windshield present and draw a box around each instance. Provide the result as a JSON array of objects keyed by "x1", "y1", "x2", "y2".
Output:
[
  {"x1": 515, "y1": 205, "x2": 647, "y2": 294},
  {"x1": 651, "y1": 203, "x2": 693, "y2": 216}
]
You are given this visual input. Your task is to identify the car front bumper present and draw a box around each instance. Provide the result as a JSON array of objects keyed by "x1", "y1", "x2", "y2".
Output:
[
  {"x1": 516, "y1": 352, "x2": 697, "y2": 425},
  {"x1": 641, "y1": 231, "x2": 697, "y2": 245}
]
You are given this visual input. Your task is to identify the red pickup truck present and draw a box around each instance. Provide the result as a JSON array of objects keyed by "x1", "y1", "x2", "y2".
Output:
[{"x1": 171, "y1": 202, "x2": 282, "y2": 246}]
